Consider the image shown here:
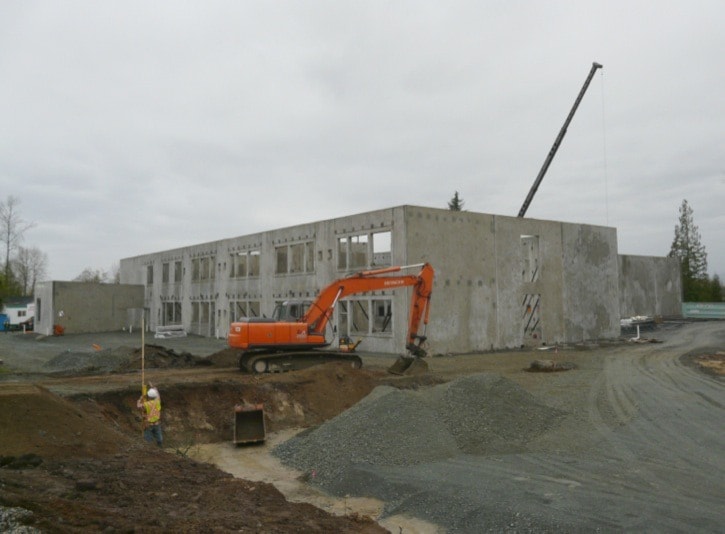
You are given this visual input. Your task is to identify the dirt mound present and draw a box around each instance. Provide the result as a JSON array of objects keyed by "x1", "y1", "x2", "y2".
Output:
[
  {"x1": 0, "y1": 384, "x2": 134, "y2": 459},
  {"x1": 117, "y1": 344, "x2": 211, "y2": 371},
  {"x1": 205, "y1": 347, "x2": 240, "y2": 367},
  {"x1": 42, "y1": 344, "x2": 211, "y2": 375},
  {"x1": 0, "y1": 449, "x2": 386, "y2": 533}
]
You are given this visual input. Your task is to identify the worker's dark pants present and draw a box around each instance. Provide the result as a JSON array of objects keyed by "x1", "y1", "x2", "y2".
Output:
[{"x1": 144, "y1": 423, "x2": 163, "y2": 447}]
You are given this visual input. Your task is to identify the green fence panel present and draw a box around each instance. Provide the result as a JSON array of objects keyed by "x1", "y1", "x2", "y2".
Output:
[{"x1": 682, "y1": 302, "x2": 725, "y2": 319}]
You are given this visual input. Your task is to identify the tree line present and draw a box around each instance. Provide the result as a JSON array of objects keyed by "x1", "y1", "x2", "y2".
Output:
[
  {"x1": 448, "y1": 192, "x2": 722, "y2": 303},
  {"x1": 0, "y1": 196, "x2": 47, "y2": 300}
]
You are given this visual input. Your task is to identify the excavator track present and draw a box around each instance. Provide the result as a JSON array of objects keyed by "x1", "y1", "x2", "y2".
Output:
[{"x1": 239, "y1": 349, "x2": 363, "y2": 374}]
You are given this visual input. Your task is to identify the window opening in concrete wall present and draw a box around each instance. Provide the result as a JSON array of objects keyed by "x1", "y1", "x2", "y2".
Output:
[
  {"x1": 203, "y1": 257, "x2": 216, "y2": 280},
  {"x1": 191, "y1": 302, "x2": 199, "y2": 322},
  {"x1": 372, "y1": 299, "x2": 392, "y2": 332},
  {"x1": 174, "y1": 261, "x2": 182, "y2": 283},
  {"x1": 275, "y1": 241, "x2": 315, "y2": 275},
  {"x1": 249, "y1": 251, "x2": 260, "y2": 276},
  {"x1": 306, "y1": 242, "x2": 315, "y2": 272},
  {"x1": 337, "y1": 237, "x2": 348, "y2": 270},
  {"x1": 339, "y1": 231, "x2": 392, "y2": 271},
  {"x1": 231, "y1": 251, "x2": 261, "y2": 278},
  {"x1": 201, "y1": 258, "x2": 209, "y2": 280},
  {"x1": 521, "y1": 235, "x2": 540, "y2": 282},
  {"x1": 290, "y1": 243, "x2": 304, "y2": 273},
  {"x1": 521, "y1": 293, "x2": 542, "y2": 345},
  {"x1": 275, "y1": 246, "x2": 288, "y2": 274},
  {"x1": 163, "y1": 302, "x2": 182, "y2": 325},
  {"x1": 337, "y1": 301, "x2": 348, "y2": 337},
  {"x1": 372, "y1": 231, "x2": 392, "y2": 266},
  {"x1": 231, "y1": 302, "x2": 244, "y2": 321},
  {"x1": 350, "y1": 235, "x2": 368, "y2": 269},
  {"x1": 162, "y1": 263, "x2": 170, "y2": 284},
  {"x1": 231, "y1": 253, "x2": 246, "y2": 278},
  {"x1": 350, "y1": 299, "x2": 370, "y2": 334},
  {"x1": 146, "y1": 265, "x2": 153, "y2": 284},
  {"x1": 193, "y1": 256, "x2": 216, "y2": 281},
  {"x1": 230, "y1": 300, "x2": 261, "y2": 322}
]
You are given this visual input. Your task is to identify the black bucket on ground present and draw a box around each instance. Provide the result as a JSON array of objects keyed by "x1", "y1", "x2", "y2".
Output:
[
  {"x1": 233, "y1": 404, "x2": 266, "y2": 444},
  {"x1": 387, "y1": 356, "x2": 428, "y2": 375}
]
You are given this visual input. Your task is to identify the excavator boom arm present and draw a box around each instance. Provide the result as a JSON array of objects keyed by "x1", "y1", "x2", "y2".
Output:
[{"x1": 304, "y1": 263, "x2": 434, "y2": 353}]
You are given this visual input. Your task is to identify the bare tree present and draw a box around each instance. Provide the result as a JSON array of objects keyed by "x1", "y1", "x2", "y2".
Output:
[
  {"x1": 14, "y1": 246, "x2": 48, "y2": 295},
  {"x1": 0, "y1": 196, "x2": 36, "y2": 280},
  {"x1": 74, "y1": 267, "x2": 109, "y2": 283},
  {"x1": 109, "y1": 262, "x2": 121, "y2": 284}
]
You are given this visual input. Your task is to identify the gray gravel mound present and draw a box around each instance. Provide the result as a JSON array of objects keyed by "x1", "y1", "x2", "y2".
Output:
[
  {"x1": 275, "y1": 385, "x2": 460, "y2": 487},
  {"x1": 43, "y1": 346, "x2": 135, "y2": 373},
  {"x1": 274, "y1": 373, "x2": 566, "y2": 494},
  {"x1": 425, "y1": 373, "x2": 565, "y2": 455}
]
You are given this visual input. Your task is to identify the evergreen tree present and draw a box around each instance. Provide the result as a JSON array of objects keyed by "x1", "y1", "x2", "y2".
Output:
[
  {"x1": 448, "y1": 191, "x2": 464, "y2": 211},
  {"x1": 709, "y1": 274, "x2": 723, "y2": 302},
  {"x1": 669, "y1": 199, "x2": 708, "y2": 301}
]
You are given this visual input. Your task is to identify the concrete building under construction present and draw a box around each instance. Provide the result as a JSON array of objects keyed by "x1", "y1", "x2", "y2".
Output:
[{"x1": 119, "y1": 205, "x2": 681, "y2": 355}]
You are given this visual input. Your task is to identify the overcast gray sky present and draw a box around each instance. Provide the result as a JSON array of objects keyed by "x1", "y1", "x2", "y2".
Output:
[{"x1": 1, "y1": 1, "x2": 723, "y2": 281}]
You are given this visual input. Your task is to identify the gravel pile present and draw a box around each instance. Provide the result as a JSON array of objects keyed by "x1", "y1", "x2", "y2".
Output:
[
  {"x1": 0, "y1": 506, "x2": 40, "y2": 533},
  {"x1": 274, "y1": 373, "x2": 566, "y2": 493},
  {"x1": 43, "y1": 346, "x2": 135, "y2": 373},
  {"x1": 42, "y1": 345, "x2": 209, "y2": 374}
]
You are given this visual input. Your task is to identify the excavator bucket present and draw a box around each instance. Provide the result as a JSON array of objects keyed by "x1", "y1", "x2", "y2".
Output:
[
  {"x1": 233, "y1": 403, "x2": 266, "y2": 445},
  {"x1": 387, "y1": 356, "x2": 428, "y2": 375}
]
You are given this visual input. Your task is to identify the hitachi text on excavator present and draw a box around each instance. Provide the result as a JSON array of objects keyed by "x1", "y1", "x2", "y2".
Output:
[{"x1": 227, "y1": 263, "x2": 434, "y2": 374}]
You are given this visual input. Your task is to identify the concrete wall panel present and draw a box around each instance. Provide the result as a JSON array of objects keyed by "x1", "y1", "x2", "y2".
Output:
[
  {"x1": 618, "y1": 255, "x2": 682, "y2": 317},
  {"x1": 34, "y1": 282, "x2": 143, "y2": 335},
  {"x1": 561, "y1": 223, "x2": 620, "y2": 341},
  {"x1": 404, "y1": 207, "x2": 497, "y2": 354}
]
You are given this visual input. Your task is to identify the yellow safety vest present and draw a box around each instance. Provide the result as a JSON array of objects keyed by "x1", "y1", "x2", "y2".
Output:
[{"x1": 144, "y1": 398, "x2": 161, "y2": 424}]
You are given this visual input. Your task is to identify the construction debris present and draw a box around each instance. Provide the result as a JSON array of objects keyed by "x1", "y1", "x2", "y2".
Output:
[
  {"x1": 154, "y1": 325, "x2": 187, "y2": 339},
  {"x1": 527, "y1": 359, "x2": 577, "y2": 372}
]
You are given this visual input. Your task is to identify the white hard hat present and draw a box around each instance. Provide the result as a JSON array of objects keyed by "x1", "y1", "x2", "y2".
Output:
[{"x1": 147, "y1": 388, "x2": 159, "y2": 399}]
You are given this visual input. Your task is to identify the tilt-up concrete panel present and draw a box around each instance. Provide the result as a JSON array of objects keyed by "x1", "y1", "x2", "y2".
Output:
[
  {"x1": 403, "y1": 206, "x2": 620, "y2": 352},
  {"x1": 618, "y1": 254, "x2": 682, "y2": 318},
  {"x1": 492, "y1": 215, "x2": 568, "y2": 348},
  {"x1": 403, "y1": 208, "x2": 497, "y2": 353},
  {"x1": 560, "y1": 222, "x2": 620, "y2": 341}
]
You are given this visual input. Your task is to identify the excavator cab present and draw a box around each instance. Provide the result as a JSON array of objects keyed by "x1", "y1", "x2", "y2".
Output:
[{"x1": 271, "y1": 300, "x2": 312, "y2": 322}]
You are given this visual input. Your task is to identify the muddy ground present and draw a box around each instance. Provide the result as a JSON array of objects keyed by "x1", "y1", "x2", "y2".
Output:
[{"x1": 0, "y1": 321, "x2": 723, "y2": 532}]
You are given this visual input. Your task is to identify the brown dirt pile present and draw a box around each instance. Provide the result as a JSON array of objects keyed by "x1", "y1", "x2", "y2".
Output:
[{"x1": 0, "y1": 364, "x2": 392, "y2": 532}]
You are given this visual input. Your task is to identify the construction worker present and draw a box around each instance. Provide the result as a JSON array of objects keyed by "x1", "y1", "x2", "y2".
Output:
[{"x1": 137, "y1": 383, "x2": 163, "y2": 447}]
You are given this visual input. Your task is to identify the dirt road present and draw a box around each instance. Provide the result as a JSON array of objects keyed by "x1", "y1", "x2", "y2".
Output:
[
  {"x1": 0, "y1": 321, "x2": 723, "y2": 532},
  {"x1": 341, "y1": 322, "x2": 724, "y2": 532}
]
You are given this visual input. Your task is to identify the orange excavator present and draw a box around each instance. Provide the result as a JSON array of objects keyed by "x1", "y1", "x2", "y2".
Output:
[{"x1": 228, "y1": 262, "x2": 434, "y2": 374}]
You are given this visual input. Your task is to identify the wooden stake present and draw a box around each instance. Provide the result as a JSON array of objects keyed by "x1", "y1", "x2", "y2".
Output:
[{"x1": 141, "y1": 314, "x2": 145, "y2": 437}]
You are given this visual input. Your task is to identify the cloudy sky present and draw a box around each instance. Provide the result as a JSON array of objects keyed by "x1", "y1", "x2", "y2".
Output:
[{"x1": 1, "y1": 1, "x2": 723, "y2": 281}]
